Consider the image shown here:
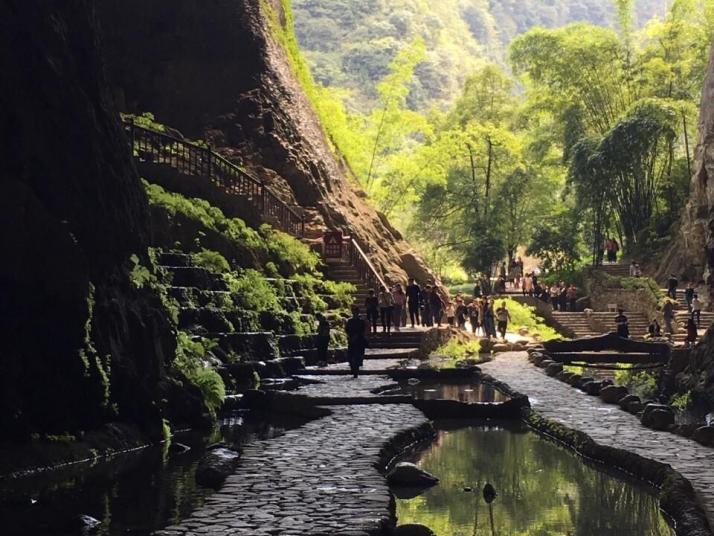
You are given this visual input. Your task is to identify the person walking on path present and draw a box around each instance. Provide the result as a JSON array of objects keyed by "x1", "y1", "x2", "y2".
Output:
[
  {"x1": 406, "y1": 278, "x2": 421, "y2": 327},
  {"x1": 663, "y1": 299, "x2": 675, "y2": 335},
  {"x1": 455, "y1": 294, "x2": 467, "y2": 328},
  {"x1": 422, "y1": 285, "x2": 433, "y2": 327},
  {"x1": 364, "y1": 289, "x2": 379, "y2": 335},
  {"x1": 685, "y1": 283, "x2": 695, "y2": 313},
  {"x1": 430, "y1": 287, "x2": 445, "y2": 327},
  {"x1": 667, "y1": 274, "x2": 679, "y2": 300},
  {"x1": 392, "y1": 284, "x2": 406, "y2": 332},
  {"x1": 523, "y1": 273, "x2": 534, "y2": 297},
  {"x1": 692, "y1": 295, "x2": 702, "y2": 327},
  {"x1": 566, "y1": 285, "x2": 578, "y2": 312},
  {"x1": 550, "y1": 284, "x2": 560, "y2": 311},
  {"x1": 345, "y1": 307, "x2": 367, "y2": 378},
  {"x1": 496, "y1": 301, "x2": 512, "y2": 340},
  {"x1": 615, "y1": 309, "x2": 630, "y2": 338},
  {"x1": 483, "y1": 299, "x2": 496, "y2": 338},
  {"x1": 378, "y1": 286, "x2": 395, "y2": 334},
  {"x1": 315, "y1": 313, "x2": 331, "y2": 366},
  {"x1": 558, "y1": 283, "x2": 568, "y2": 312},
  {"x1": 445, "y1": 301, "x2": 456, "y2": 327},
  {"x1": 468, "y1": 300, "x2": 480, "y2": 336},
  {"x1": 648, "y1": 318, "x2": 662, "y2": 338},
  {"x1": 512, "y1": 262, "x2": 522, "y2": 291}
]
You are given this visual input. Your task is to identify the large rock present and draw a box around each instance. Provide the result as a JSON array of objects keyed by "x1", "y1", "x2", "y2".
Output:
[
  {"x1": 599, "y1": 385, "x2": 629, "y2": 404},
  {"x1": 0, "y1": 1, "x2": 196, "y2": 440},
  {"x1": 196, "y1": 447, "x2": 240, "y2": 488},
  {"x1": 693, "y1": 425, "x2": 714, "y2": 447},
  {"x1": 641, "y1": 404, "x2": 675, "y2": 430},
  {"x1": 393, "y1": 525, "x2": 437, "y2": 536},
  {"x1": 96, "y1": 0, "x2": 442, "y2": 289},
  {"x1": 387, "y1": 462, "x2": 439, "y2": 488}
]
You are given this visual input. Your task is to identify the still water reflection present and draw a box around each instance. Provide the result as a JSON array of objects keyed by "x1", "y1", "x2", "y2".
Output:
[
  {"x1": 398, "y1": 381, "x2": 510, "y2": 403},
  {"x1": 396, "y1": 422, "x2": 674, "y2": 536},
  {"x1": 0, "y1": 413, "x2": 306, "y2": 536}
]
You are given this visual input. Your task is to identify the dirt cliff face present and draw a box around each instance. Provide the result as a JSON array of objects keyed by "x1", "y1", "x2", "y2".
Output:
[
  {"x1": 98, "y1": 0, "x2": 438, "y2": 287},
  {"x1": 658, "y1": 44, "x2": 714, "y2": 304},
  {"x1": 0, "y1": 1, "x2": 180, "y2": 439}
]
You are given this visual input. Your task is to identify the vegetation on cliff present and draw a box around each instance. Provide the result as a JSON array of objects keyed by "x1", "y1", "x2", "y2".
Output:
[{"x1": 283, "y1": 0, "x2": 714, "y2": 280}]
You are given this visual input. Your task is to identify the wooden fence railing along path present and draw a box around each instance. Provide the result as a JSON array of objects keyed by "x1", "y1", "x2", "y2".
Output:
[{"x1": 124, "y1": 118, "x2": 387, "y2": 292}]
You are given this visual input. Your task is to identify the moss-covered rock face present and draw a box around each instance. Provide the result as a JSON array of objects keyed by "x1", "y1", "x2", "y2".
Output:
[{"x1": 0, "y1": 2, "x2": 207, "y2": 441}]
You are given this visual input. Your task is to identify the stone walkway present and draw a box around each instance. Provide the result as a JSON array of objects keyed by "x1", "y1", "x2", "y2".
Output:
[
  {"x1": 155, "y1": 404, "x2": 427, "y2": 536},
  {"x1": 481, "y1": 352, "x2": 714, "y2": 525}
]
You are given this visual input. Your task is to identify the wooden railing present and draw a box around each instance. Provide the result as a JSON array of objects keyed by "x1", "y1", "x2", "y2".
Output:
[{"x1": 124, "y1": 120, "x2": 304, "y2": 237}]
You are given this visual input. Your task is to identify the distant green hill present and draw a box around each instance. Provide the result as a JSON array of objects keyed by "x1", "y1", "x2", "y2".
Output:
[{"x1": 292, "y1": 0, "x2": 667, "y2": 110}]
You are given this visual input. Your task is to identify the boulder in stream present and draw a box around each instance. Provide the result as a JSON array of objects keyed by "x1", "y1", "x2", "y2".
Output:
[
  {"x1": 196, "y1": 447, "x2": 240, "y2": 488},
  {"x1": 393, "y1": 524, "x2": 437, "y2": 536},
  {"x1": 387, "y1": 462, "x2": 439, "y2": 488}
]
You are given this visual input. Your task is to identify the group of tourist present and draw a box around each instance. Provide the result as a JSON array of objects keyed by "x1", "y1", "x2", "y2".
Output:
[
  {"x1": 447, "y1": 295, "x2": 512, "y2": 339},
  {"x1": 363, "y1": 279, "x2": 447, "y2": 335}
]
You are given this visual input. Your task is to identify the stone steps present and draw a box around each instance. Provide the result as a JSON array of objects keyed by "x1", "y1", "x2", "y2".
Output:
[
  {"x1": 595, "y1": 263, "x2": 631, "y2": 277},
  {"x1": 552, "y1": 311, "x2": 649, "y2": 338}
]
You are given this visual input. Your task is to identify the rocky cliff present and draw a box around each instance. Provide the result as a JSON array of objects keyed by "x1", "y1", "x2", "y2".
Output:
[
  {"x1": 97, "y1": 0, "x2": 437, "y2": 287},
  {"x1": 657, "y1": 44, "x2": 714, "y2": 304},
  {"x1": 0, "y1": 1, "x2": 197, "y2": 440}
]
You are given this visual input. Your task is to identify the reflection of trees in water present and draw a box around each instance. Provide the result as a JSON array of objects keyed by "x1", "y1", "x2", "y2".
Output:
[
  {"x1": 395, "y1": 426, "x2": 673, "y2": 535},
  {"x1": 410, "y1": 382, "x2": 508, "y2": 403}
]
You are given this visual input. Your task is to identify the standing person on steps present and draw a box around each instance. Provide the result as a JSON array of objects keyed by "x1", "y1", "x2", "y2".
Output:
[
  {"x1": 392, "y1": 284, "x2": 406, "y2": 332},
  {"x1": 496, "y1": 301, "x2": 512, "y2": 340},
  {"x1": 430, "y1": 287, "x2": 445, "y2": 327},
  {"x1": 663, "y1": 299, "x2": 675, "y2": 335},
  {"x1": 692, "y1": 294, "x2": 702, "y2": 327},
  {"x1": 422, "y1": 285, "x2": 433, "y2": 327},
  {"x1": 406, "y1": 278, "x2": 421, "y2": 328},
  {"x1": 685, "y1": 283, "x2": 695, "y2": 313},
  {"x1": 378, "y1": 286, "x2": 395, "y2": 334},
  {"x1": 315, "y1": 313, "x2": 331, "y2": 366},
  {"x1": 345, "y1": 307, "x2": 367, "y2": 378},
  {"x1": 667, "y1": 274, "x2": 679, "y2": 300},
  {"x1": 364, "y1": 289, "x2": 379, "y2": 335},
  {"x1": 615, "y1": 309, "x2": 630, "y2": 338}
]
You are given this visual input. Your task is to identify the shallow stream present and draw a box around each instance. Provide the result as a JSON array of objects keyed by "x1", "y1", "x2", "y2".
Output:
[
  {"x1": 395, "y1": 421, "x2": 674, "y2": 536},
  {"x1": 0, "y1": 412, "x2": 307, "y2": 536}
]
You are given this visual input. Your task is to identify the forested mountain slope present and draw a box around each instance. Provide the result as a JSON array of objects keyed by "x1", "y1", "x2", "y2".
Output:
[{"x1": 293, "y1": 0, "x2": 666, "y2": 109}]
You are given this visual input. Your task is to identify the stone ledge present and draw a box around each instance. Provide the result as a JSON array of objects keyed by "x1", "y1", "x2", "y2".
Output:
[{"x1": 522, "y1": 407, "x2": 712, "y2": 536}]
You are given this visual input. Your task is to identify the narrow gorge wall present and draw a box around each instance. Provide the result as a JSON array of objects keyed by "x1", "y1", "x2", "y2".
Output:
[
  {"x1": 97, "y1": 0, "x2": 437, "y2": 286},
  {"x1": 658, "y1": 43, "x2": 714, "y2": 304},
  {"x1": 0, "y1": 1, "x2": 183, "y2": 439}
]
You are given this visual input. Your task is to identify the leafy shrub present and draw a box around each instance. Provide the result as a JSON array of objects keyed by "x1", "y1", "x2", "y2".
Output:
[
  {"x1": 226, "y1": 270, "x2": 281, "y2": 313},
  {"x1": 433, "y1": 339, "x2": 481, "y2": 359},
  {"x1": 193, "y1": 248, "x2": 231, "y2": 274},
  {"x1": 669, "y1": 391, "x2": 693, "y2": 410},
  {"x1": 174, "y1": 332, "x2": 225, "y2": 415},
  {"x1": 260, "y1": 224, "x2": 320, "y2": 275},
  {"x1": 614, "y1": 368, "x2": 659, "y2": 400},
  {"x1": 498, "y1": 298, "x2": 560, "y2": 341},
  {"x1": 145, "y1": 181, "x2": 265, "y2": 254}
]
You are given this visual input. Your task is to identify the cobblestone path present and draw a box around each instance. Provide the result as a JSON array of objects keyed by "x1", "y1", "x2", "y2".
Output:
[
  {"x1": 155, "y1": 404, "x2": 427, "y2": 536},
  {"x1": 481, "y1": 352, "x2": 714, "y2": 525}
]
